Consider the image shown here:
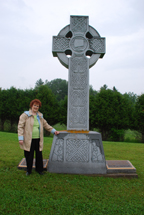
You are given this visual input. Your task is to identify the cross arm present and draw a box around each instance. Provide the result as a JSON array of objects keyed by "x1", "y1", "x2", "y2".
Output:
[
  {"x1": 89, "y1": 37, "x2": 106, "y2": 58},
  {"x1": 52, "y1": 36, "x2": 70, "y2": 57}
]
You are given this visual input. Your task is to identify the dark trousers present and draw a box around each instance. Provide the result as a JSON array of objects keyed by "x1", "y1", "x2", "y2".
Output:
[{"x1": 24, "y1": 138, "x2": 43, "y2": 173}]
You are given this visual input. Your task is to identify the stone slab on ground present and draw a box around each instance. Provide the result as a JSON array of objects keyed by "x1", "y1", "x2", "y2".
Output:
[
  {"x1": 17, "y1": 158, "x2": 48, "y2": 171},
  {"x1": 106, "y1": 160, "x2": 137, "y2": 173}
]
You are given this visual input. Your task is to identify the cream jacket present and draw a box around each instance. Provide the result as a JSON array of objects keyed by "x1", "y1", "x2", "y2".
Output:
[{"x1": 18, "y1": 109, "x2": 56, "y2": 151}]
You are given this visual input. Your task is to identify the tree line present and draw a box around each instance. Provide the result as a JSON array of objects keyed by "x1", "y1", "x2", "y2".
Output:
[{"x1": 0, "y1": 78, "x2": 144, "y2": 142}]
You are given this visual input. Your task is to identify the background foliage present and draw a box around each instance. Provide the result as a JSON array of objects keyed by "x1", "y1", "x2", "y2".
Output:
[{"x1": 0, "y1": 78, "x2": 144, "y2": 142}]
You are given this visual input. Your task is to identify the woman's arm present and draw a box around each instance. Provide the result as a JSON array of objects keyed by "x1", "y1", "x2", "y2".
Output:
[
  {"x1": 43, "y1": 118, "x2": 59, "y2": 135},
  {"x1": 18, "y1": 113, "x2": 27, "y2": 144}
]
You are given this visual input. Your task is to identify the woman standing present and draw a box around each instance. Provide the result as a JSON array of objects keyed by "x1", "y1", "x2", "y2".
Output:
[{"x1": 18, "y1": 99, "x2": 59, "y2": 176}]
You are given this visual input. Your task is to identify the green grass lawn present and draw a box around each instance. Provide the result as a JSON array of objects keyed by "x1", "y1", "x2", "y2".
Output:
[{"x1": 0, "y1": 131, "x2": 144, "y2": 215}]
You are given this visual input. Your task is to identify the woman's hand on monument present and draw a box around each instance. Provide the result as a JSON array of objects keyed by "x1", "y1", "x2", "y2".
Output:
[
  {"x1": 54, "y1": 131, "x2": 59, "y2": 135},
  {"x1": 19, "y1": 140, "x2": 23, "y2": 145}
]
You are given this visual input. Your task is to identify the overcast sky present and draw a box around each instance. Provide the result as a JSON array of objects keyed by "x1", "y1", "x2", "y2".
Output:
[{"x1": 0, "y1": 0, "x2": 144, "y2": 95}]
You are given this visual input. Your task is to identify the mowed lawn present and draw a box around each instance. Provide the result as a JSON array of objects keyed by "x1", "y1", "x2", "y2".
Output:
[{"x1": 0, "y1": 131, "x2": 144, "y2": 215}]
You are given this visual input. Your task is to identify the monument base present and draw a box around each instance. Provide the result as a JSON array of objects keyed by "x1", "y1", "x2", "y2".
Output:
[{"x1": 48, "y1": 131, "x2": 107, "y2": 174}]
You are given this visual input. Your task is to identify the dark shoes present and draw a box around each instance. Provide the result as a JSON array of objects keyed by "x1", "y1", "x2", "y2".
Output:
[
  {"x1": 26, "y1": 171, "x2": 43, "y2": 175},
  {"x1": 26, "y1": 172, "x2": 31, "y2": 176},
  {"x1": 35, "y1": 170, "x2": 44, "y2": 175},
  {"x1": 26, "y1": 170, "x2": 44, "y2": 175},
  {"x1": 38, "y1": 172, "x2": 44, "y2": 175}
]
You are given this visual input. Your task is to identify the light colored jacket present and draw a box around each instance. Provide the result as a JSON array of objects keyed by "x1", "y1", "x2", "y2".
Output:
[{"x1": 18, "y1": 109, "x2": 56, "y2": 151}]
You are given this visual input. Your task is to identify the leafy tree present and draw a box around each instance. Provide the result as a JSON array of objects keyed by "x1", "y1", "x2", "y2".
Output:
[
  {"x1": 36, "y1": 85, "x2": 59, "y2": 126},
  {"x1": 100, "y1": 84, "x2": 108, "y2": 90},
  {"x1": 35, "y1": 78, "x2": 44, "y2": 89},
  {"x1": 0, "y1": 87, "x2": 37, "y2": 131},
  {"x1": 135, "y1": 94, "x2": 144, "y2": 143},
  {"x1": 0, "y1": 89, "x2": 9, "y2": 130},
  {"x1": 89, "y1": 85, "x2": 97, "y2": 97},
  {"x1": 46, "y1": 79, "x2": 68, "y2": 101},
  {"x1": 123, "y1": 92, "x2": 137, "y2": 107},
  {"x1": 113, "y1": 86, "x2": 118, "y2": 92},
  {"x1": 90, "y1": 88, "x2": 133, "y2": 141},
  {"x1": 123, "y1": 92, "x2": 137, "y2": 130}
]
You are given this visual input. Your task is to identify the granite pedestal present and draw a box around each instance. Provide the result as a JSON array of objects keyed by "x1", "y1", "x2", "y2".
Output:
[{"x1": 48, "y1": 131, "x2": 107, "y2": 174}]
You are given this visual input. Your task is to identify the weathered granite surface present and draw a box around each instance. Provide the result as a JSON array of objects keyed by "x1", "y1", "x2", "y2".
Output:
[
  {"x1": 48, "y1": 131, "x2": 107, "y2": 174},
  {"x1": 48, "y1": 15, "x2": 106, "y2": 174},
  {"x1": 52, "y1": 15, "x2": 105, "y2": 131}
]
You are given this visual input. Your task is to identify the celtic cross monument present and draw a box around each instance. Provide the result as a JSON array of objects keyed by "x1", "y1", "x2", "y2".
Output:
[{"x1": 48, "y1": 16, "x2": 107, "y2": 174}]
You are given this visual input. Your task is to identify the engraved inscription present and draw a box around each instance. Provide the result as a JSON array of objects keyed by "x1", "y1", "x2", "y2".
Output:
[{"x1": 66, "y1": 139, "x2": 89, "y2": 162}]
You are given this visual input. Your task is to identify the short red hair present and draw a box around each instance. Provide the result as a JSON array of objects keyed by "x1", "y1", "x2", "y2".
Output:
[{"x1": 30, "y1": 99, "x2": 42, "y2": 108}]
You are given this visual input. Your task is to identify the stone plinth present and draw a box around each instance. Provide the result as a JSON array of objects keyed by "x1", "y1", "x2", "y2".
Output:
[{"x1": 48, "y1": 131, "x2": 107, "y2": 174}]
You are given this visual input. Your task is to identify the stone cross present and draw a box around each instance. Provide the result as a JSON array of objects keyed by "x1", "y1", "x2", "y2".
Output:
[
  {"x1": 48, "y1": 16, "x2": 106, "y2": 174},
  {"x1": 52, "y1": 16, "x2": 105, "y2": 130}
]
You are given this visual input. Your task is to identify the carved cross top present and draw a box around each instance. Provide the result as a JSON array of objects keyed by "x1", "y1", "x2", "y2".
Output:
[{"x1": 52, "y1": 16, "x2": 105, "y2": 131}]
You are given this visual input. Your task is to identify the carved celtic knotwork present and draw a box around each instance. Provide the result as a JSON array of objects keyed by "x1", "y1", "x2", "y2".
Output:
[
  {"x1": 89, "y1": 38, "x2": 105, "y2": 54},
  {"x1": 51, "y1": 139, "x2": 64, "y2": 162},
  {"x1": 49, "y1": 16, "x2": 107, "y2": 175},
  {"x1": 52, "y1": 15, "x2": 105, "y2": 130},
  {"x1": 70, "y1": 73, "x2": 87, "y2": 89},
  {"x1": 66, "y1": 139, "x2": 89, "y2": 162},
  {"x1": 70, "y1": 56, "x2": 88, "y2": 74},
  {"x1": 70, "y1": 89, "x2": 87, "y2": 107},
  {"x1": 69, "y1": 107, "x2": 87, "y2": 127},
  {"x1": 53, "y1": 37, "x2": 70, "y2": 53},
  {"x1": 70, "y1": 16, "x2": 88, "y2": 33}
]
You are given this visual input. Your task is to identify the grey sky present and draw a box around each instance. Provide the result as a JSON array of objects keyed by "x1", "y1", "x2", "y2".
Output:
[{"x1": 0, "y1": 0, "x2": 144, "y2": 95}]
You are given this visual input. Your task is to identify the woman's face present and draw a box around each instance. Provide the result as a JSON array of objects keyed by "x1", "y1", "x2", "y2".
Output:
[{"x1": 31, "y1": 103, "x2": 39, "y2": 113}]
